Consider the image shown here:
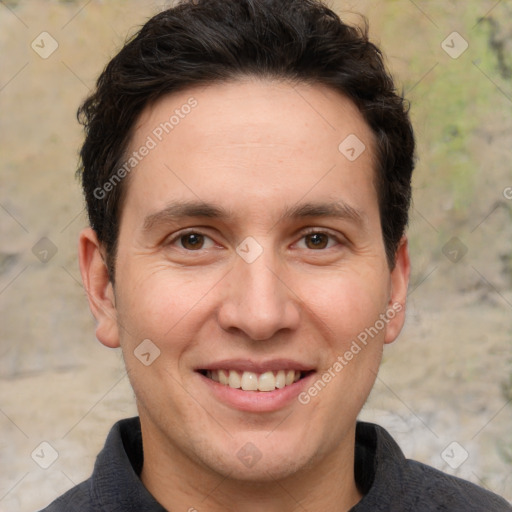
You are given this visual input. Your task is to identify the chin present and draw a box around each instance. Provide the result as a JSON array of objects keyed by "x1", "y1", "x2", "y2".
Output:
[
  {"x1": 197, "y1": 434, "x2": 316, "y2": 483},
  {"x1": 217, "y1": 454, "x2": 309, "y2": 483}
]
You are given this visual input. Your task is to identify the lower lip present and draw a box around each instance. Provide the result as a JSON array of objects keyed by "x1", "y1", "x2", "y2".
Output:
[{"x1": 198, "y1": 372, "x2": 316, "y2": 412}]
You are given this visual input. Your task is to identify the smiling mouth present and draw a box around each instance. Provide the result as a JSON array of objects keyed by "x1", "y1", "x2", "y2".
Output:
[{"x1": 198, "y1": 369, "x2": 314, "y2": 392}]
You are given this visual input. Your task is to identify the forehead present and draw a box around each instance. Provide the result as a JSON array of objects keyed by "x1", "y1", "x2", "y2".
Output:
[{"x1": 122, "y1": 79, "x2": 378, "y2": 224}]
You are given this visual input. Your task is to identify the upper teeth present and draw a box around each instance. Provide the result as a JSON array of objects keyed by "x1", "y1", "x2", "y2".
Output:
[{"x1": 206, "y1": 369, "x2": 301, "y2": 392}]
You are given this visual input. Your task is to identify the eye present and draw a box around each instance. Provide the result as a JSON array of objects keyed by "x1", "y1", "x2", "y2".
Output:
[
  {"x1": 297, "y1": 231, "x2": 339, "y2": 250},
  {"x1": 170, "y1": 231, "x2": 216, "y2": 251}
]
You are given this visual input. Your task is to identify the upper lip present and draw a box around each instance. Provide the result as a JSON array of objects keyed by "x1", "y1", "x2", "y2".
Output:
[{"x1": 195, "y1": 358, "x2": 316, "y2": 373}]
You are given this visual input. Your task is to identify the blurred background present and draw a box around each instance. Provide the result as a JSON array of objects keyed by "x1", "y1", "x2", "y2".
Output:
[{"x1": 0, "y1": 0, "x2": 511, "y2": 510}]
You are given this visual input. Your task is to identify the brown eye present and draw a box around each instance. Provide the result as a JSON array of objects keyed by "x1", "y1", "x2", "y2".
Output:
[
  {"x1": 304, "y1": 233, "x2": 329, "y2": 249},
  {"x1": 180, "y1": 233, "x2": 205, "y2": 250}
]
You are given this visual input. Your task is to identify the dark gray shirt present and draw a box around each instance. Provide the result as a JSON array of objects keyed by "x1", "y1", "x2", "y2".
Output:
[{"x1": 39, "y1": 417, "x2": 512, "y2": 511}]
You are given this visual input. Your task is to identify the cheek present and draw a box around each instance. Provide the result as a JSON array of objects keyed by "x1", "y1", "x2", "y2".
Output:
[
  {"x1": 115, "y1": 267, "x2": 213, "y2": 412},
  {"x1": 303, "y1": 266, "x2": 390, "y2": 340},
  {"x1": 114, "y1": 263, "x2": 219, "y2": 346}
]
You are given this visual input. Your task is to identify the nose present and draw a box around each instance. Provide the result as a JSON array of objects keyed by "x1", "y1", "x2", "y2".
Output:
[{"x1": 217, "y1": 249, "x2": 301, "y2": 341}]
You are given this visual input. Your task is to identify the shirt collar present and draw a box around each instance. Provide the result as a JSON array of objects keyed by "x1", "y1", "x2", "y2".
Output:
[
  {"x1": 89, "y1": 416, "x2": 405, "y2": 511},
  {"x1": 90, "y1": 417, "x2": 166, "y2": 511},
  {"x1": 351, "y1": 421, "x2": 408, "y2": 511}
]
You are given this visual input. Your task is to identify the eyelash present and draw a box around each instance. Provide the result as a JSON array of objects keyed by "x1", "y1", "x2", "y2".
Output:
[{"x1": 167, "y1": 228, "x2": 343, "y2": 250}]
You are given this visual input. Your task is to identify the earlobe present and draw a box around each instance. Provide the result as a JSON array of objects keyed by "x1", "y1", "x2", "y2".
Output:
[
  {"x1": 78, "y1": 227, "x2": 120, "y2": 348},
  {"x1": 384, "y1": 236, "x2": 410, "y2": 344}
]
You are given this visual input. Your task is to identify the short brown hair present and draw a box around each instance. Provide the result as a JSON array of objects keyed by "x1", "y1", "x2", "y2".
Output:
[{"x1": 78, "y1": 0, "x2": 415, "y2": 281}]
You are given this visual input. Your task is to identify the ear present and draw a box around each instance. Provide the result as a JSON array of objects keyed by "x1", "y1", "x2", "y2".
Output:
[
  {"x1": 78, "y1": 227, "x2": 120, "y2": 348},
  {"x1": 384, "y1": 236, "x2": 410, "y2": 344}
]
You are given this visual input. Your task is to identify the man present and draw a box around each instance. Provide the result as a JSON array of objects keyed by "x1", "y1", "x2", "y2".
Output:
[{"x1": 40, "y1": 0, "x2": 512, "y2": 510}]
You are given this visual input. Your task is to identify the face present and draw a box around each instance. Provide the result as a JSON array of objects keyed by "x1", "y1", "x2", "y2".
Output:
[{"x1": 80, "y1": 78, "x2": 409, "y2": 484}]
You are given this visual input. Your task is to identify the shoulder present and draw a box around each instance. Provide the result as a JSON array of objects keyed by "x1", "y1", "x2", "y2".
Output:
[
  {"x1": 38, "y1": 417, "x2": 143, "y2": 512},
  {"x1": 401, "y1": 459, "x2": 512, "y2": 511},
  {"x1": 354, "y1": 422, "x2": 512, "y2": 511},
  {"x1": 37, "y1": 481, "x2": 93, "y2": 512}
]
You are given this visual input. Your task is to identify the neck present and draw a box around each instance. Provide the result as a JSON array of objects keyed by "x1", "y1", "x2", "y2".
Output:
[{"x1": 140, "y1": 420, "x2": 363, "y2": 512}]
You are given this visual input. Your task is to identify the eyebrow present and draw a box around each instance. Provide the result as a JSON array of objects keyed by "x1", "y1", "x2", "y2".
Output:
[
  {"x1": 281, "y1": 201, "x2": 366, "y2": 226},
  {"x1": 142, "y1": 201, "x2": 230, "y2": 232},
  {"x1": 142, "y1": 199, "x2": 366, "y2": 232}
]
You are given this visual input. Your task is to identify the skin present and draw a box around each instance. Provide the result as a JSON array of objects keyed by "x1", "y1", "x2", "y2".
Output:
[{"x1": 79, "y1": 78, "x2": 410, "y2": 512}]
